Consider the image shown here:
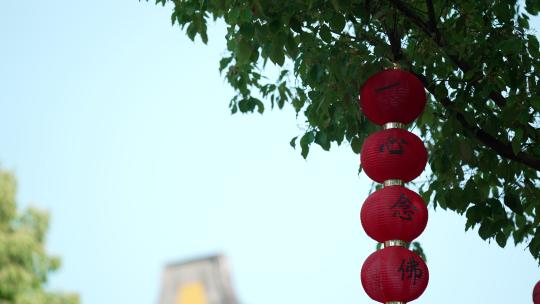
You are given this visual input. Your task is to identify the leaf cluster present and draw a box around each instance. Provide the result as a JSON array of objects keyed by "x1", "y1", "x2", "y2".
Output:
[
  {"x1": 0, "y1": 170, "x2": 79, "y2": 304},
  {"x1": 153, "y1": 0, "x2": 540, "y2": 262}
]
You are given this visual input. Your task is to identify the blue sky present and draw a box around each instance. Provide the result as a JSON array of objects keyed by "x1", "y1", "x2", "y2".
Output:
[{"x1": 1, "y1": 1, "x2": 539, "y2": 303}]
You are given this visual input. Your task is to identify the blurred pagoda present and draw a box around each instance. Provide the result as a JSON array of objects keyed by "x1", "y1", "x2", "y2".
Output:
[{"x1": 158, "y1": 254, "x2": 238, "y2": 304}]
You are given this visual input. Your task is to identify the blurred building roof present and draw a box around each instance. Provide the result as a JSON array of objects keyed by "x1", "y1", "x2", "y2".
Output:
[{"x1": 158, "y1": 254, "x2": 238, "y2": 304}]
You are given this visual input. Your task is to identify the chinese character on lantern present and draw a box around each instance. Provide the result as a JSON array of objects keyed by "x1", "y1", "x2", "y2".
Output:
[
  {"x1": 391, "y1": 194, "x2": 418, "y2": 221},
  {"x1": 398, "y1": 257, "x2": 424, "y2": 285}
]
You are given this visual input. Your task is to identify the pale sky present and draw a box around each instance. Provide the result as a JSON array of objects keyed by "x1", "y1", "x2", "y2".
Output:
[{"x1": 0, "y1": 1, "x2": 538, "y2": 303}]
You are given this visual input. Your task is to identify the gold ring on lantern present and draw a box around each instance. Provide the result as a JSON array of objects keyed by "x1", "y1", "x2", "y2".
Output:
[
  {"x1": 385, "y1": 302, "x2": 406, "y2": 304},
  {"x1": 383, "y1": 179, "x2": 403, "y2": 187},
  {"x1": 383, "y1": 122, "x2": 405, "y2": 129},
  {"x1": 383, "y1": 240, "x2": 407, "y2": 248}
]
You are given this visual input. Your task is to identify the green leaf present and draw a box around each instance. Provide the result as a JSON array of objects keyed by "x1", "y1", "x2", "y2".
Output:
[
  {"x1": 528, "y1": 34, "x2": 540, "y2": 57},
  {"x1": 331, "y1": 0, "x2": 340, "y2": 11},
  {"x1": 498, "y1": 38, "x2": 522, "y2": 54},
  {"x1": 409, "y1": 241, "x2": 427, "y2": 262},
  {"x1": 516, "y1": 213, "x2": 526, "y2": 227},
  {"x1": 285, "y1": 35, "x2": 299, "y2": 58},
  {"x1": 186, "y1": 23, "x2": 198, "y2": 41},
  {"x1": 526, "y1": 0, "x2": 540, "y2": 15},
  {"x1": 270, "y1": 44, "x2": 285, "y2": 66},
  {"x1": 200, "y1": 25, "x2": 209, "y2": 44},
  {"x1": 504, "y1": 191, "x2": 523, "y2": 214},
  {"x1": 351, "y1": 137, "x2": 362, "y2": 154},
  {"x1": 239, "y1": 24, "x2": 255, "y2": 38},
  {"x1": 496, "y1": 231, "x2": 507, "y2": 248},
  {"x1": 228, "y1": 7, "x2": 241, "y2": 23},
  {"x1": 529, "y1": 230, "x2": 540, "y2": 259},
  {"x1": 230, "y1": 103, "x2": 238, "y2": 114},
  {"x1": 308, "y1": 64, "x2": 324, "y2": 84},
  {"x1": 315, "y1": 131, "x2": 331, "y2": 151},
  {"x1": 478, "y1": 221, "x2": 495, "y2": 240},
  {"x1": 289, "y1": 17, "x2": 302, "y2": 33},
  {"x1": 171, "y1": 11, "x2": 178, "y2": 25},
  {"x1": 329, "y1": 14, "x2": 346, "y2": 32},
  {"x1": 289, "y1": 136, "x2": 298, "y2": 149},
  {"x1": 319, "y1": 25, "x2": 332, "y2": 43},
  {"x1": 466, "y1": 205, "x2": 484, "y2": 228},
  {"x1": 513, "y1": 228, "x2": 527, "y2": 245},
  {"x1": 239, "y1": 7, "x2": 253, "y2": 22},
  {"x1": 237, "y1": 39, "x2": 253, "y2": 64},
  {"x1": 254, "y1": 98, "x2": 265, "y2": 114},
  {"x1": 300, "y1": 132, "x2": 315, "y2": 159},
  {"x1": 531, "y1": 96, "x2": 540, "y2": 112},
  {"x1": 219, "y1": 56, "x2": 233, "y2": 73},
  {"x1": 238, "y1": 98, "x2": 252, "y2": 112}
]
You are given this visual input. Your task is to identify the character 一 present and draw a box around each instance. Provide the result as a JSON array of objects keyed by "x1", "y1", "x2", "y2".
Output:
[{"x1": 374, "y1": 82, "x2": 401, "y2": 93}]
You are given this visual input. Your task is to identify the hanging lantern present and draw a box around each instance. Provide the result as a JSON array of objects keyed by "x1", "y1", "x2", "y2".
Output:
[
  {"x1": 361, "y1": 246, "x2": 429, "y2": 303},
  {"x1": 360, "y1": 69, "x2": 426, "y2": 126},
  {"x1": 360, "y1": 128, "x2": 427, "y2": 183},
  {"x1": 534, "y1": 280, "x2": 540, "y2": 304},
  {"x1": 358, "y1": 68, "x2": 429, "y2": 303},
  {"x1": 361, "y1": 185, "x2": 428, "y2": 243}
]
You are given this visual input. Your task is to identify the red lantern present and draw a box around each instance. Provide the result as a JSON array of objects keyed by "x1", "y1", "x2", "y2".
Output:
[
  {"x1": 360, "y1": 128, "x2": 427, "y2": 183},
  {"x1": 361, "y1": 246, "x2": 429, "y2": 303},
  {"x1": 361, "y1": 185, "x2": 428, "y2": 243},
  {"x1": 534, "y1": 280, "x2": 540, "y2": 304},
  {"x1": 360, "y1": 69, "x2": 426, "y2": 126}
]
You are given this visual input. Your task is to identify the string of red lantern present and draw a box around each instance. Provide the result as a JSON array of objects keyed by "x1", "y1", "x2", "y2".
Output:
[{"x1": 358, "y1": 68, "x2": 429, "y2": 303}]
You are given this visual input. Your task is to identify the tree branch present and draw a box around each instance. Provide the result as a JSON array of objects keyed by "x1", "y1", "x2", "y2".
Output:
[
  {"x1": 387, "y1": 0, "x2": 509, "y2": 108},
  {"x1": 386, "y1": 0, "x2": 540, "y2": 143},
  {"x1": 413, "y1": 71, "x2": 540, "y2": 170},
  {"x1": 388, "y1": 0, "x2": 432, "y2": 35},
  {"x1": 349, "y1": 3, "x2": 540, "y2": 166},
  {"x1": 383, "y1": 11, "x2": 404, "y2": 61},
  {"x1": 426, "y1": 81, "x2": 540, "y2": 171},
  {"x1": 382, "y1": 29, "x2": 540, "y2": 171},
  {"x1": 387, "y1": 0, "x2": 540, "y2": 141},
  {"x1": 426, "y1": 0, "x2": 440, "y2": 42}
]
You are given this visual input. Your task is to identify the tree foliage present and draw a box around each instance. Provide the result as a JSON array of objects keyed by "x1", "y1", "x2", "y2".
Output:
[
  {"x1": 152, "y1": 0, "x2": 540, "y2": 262},
  {"x1": 0, "y1": 170, "x2": 79, "y2": 304}
]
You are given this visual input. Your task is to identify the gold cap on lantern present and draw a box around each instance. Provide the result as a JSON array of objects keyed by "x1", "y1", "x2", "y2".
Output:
[
  {"x1": 383, "y1": 179, "x2": 403, "y2": 187},
  {"x1": 383, "y1": 122, "x2": 405, "y2": 129},
  {"x1": 383, "y1": 240, "x2": 407, "y2": 248}
]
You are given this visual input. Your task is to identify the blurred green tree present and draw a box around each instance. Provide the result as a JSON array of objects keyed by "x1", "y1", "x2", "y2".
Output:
[
  {"x1": 0, "y1": 170, "x2": 79, "y2": 304},
  {"x1": 150, "y1": 0, "x2": 540, "y2": 262}
]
